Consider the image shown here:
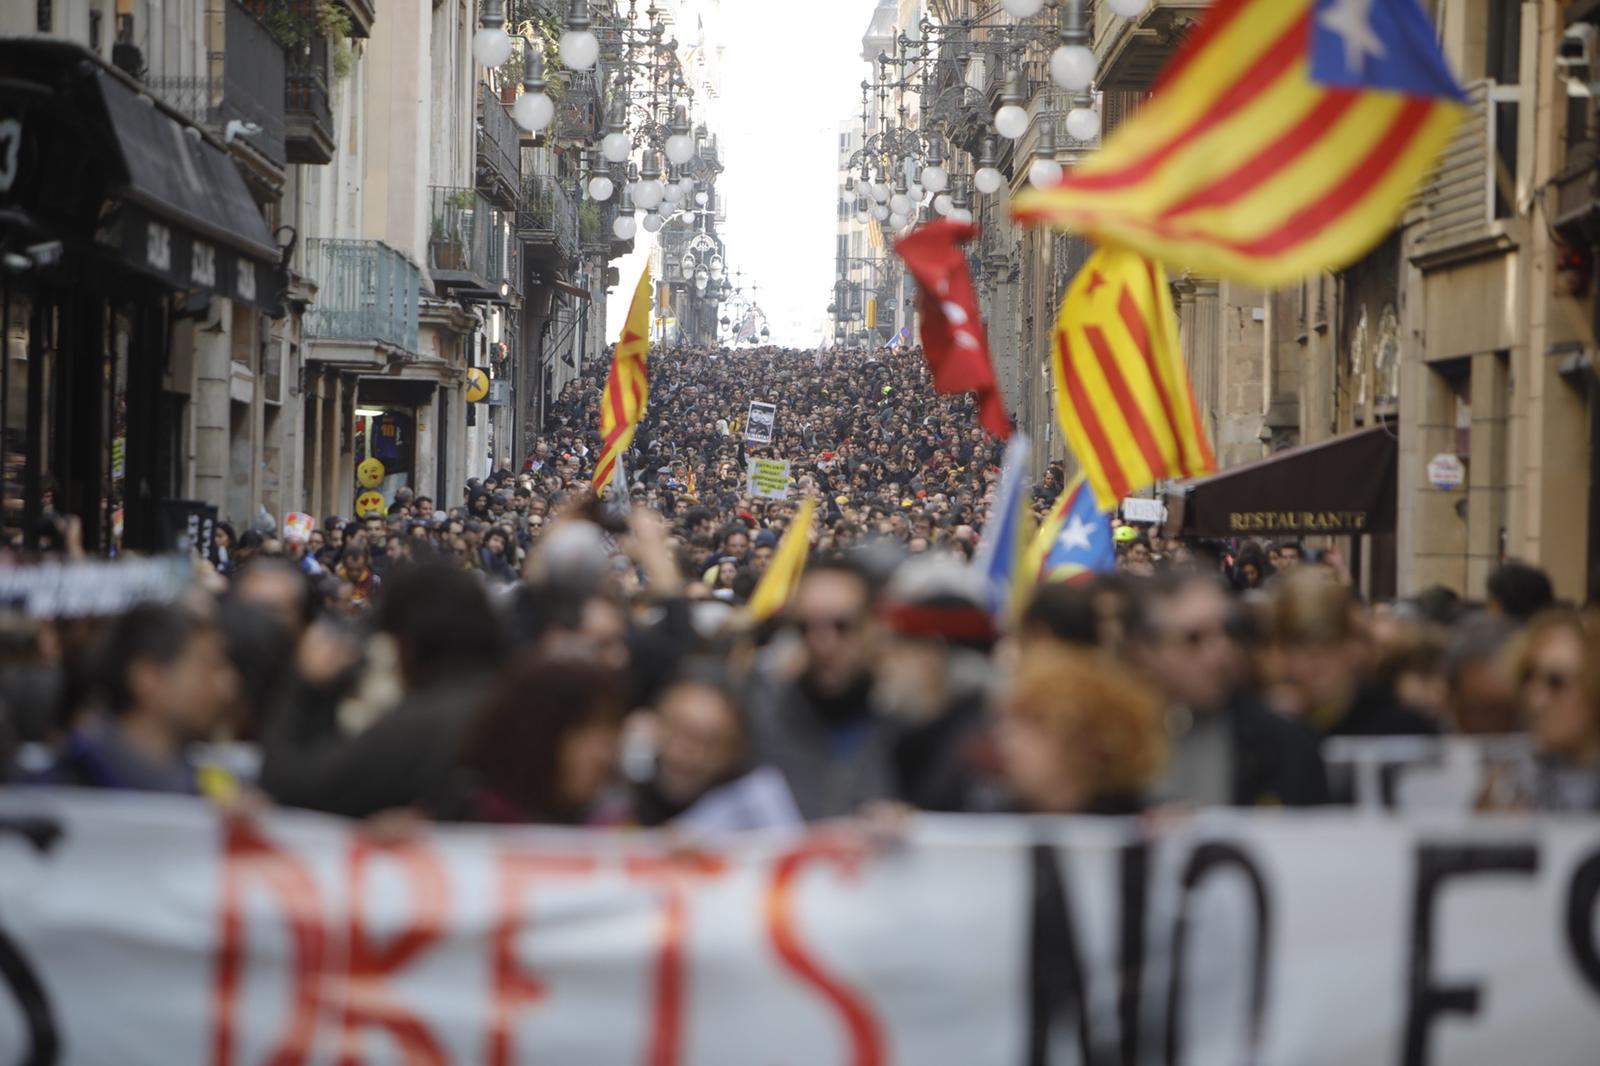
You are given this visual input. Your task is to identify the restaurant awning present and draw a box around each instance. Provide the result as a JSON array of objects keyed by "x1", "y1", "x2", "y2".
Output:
[
  {"x1": 1165, "y1": 425, "x2": 1398, "y2": 538},
  {"x1": 0, "y1": 40, "x2": 281, "y2": 313}
]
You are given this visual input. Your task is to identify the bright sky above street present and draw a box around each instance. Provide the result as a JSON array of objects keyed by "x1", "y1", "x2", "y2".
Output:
[{"x1": 611, "y1": 0, "x2": 874, "y2": 347}]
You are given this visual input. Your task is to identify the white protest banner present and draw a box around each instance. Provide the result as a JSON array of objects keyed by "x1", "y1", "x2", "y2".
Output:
[
  {"x1": 2, "y1": 792, "x2": 1599, "y2": 1065},
  {"x1": 745, "y1": 401, "x2": 778, "y2": 444},
  {"x1": 0, "y1": 557, "x2": 193, "y2": 618},
  {"x1": 747, "y1": 458, "x2": 791, "y2": 500},
  {"x1": 1120, "y1": 497, "x2": 1167, "y2": 525}
]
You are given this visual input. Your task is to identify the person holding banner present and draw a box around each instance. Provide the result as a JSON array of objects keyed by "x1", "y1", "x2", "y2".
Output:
[
  {"x1": 459, "y1": 653, "x2": 629, "y2": 824},
  {"x1": 746, "y1": 557, "x2": 897, "y2": 820},
  {"x1": 623, "y1": 663, "x2": 802, "y2": 832},
  {"x1": 998, "y1": 648, "x2": 1167, "y2": 815},
  {"x1": 51, "y1": 603, "x2": 239, "y2": 795},
  {"x1": 258, "y1": 564, "x2": 505, "y2": 819},
  {"x1": 1131, "y1": 574, "x2": 1328, "y2": 808},
  {"x1": 1510, "y1": 611, "x2": 1600, "y2": 811}
]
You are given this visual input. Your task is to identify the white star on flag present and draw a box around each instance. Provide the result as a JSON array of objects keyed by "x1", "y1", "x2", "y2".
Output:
[
  {"x1": 1319, "y1": 0, "x2": 1385, "y2": 74},
  {"x1": 1059, "y1": 515, "x2": 1095, "y2": 553}
]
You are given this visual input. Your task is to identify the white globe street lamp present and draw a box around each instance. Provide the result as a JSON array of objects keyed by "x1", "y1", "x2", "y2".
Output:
[
  {"x1": 559, "y1": 0, "x2": 599, "y2": 69},
  {"x1": 1050, "y1": 45, "x2": 1095, "y2": 91},
  {"x1": 1066, "y1": 104, "x2": 1101, "y2": 142},
  {"x1": 472, "y1": 0, "x2": 514, "y2": 69},
  {"x1": 1028, "y1": 157, "x2": 1062, "y2": 187}
]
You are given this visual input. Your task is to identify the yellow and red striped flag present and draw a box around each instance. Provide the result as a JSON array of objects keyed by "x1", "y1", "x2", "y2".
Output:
[
  {"x1": 1011, "y1": 0, "x2": 1464, "y2": 285},
  {"x1": 592, "y1": 265, "x2": 652, "y2": 493},
  {"x1": 1051, "y1": 245, "x2": 1214, "y2": 511}
]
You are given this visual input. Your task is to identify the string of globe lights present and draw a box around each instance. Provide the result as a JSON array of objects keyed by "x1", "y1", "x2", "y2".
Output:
[
  {"x1": 471, "y1": 0, "x2": 718, "y2": 243},
  {"x1": 846, "y1": 0, "x2": 1151, "y2": 240}
]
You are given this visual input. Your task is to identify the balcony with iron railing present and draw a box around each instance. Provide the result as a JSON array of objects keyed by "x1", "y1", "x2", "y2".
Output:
[
  {"x1": 303, "y1": 239, "x2": 420, "y2": 354},
  {"x1": 517, "y1": 173, "x2": 579, "y2": 264},
  {"x1": 430, "y1": 186, "x2": 515, "y2": 298},
  {"x1": 477, "y1": 82, "x2": 521, "y2": 207},
  {"x1": 1015, "y1": 88, "x2": 1101, "y2": 169},
  {"x1": 580, "y1": 199, "x2": 608, "y2": 255},
  {"x1": 146, "y1": 0, "x2": 287, "y2": 167},
  {"x1": 286, "y1": 27, "x2": 335, "y2": 163}
]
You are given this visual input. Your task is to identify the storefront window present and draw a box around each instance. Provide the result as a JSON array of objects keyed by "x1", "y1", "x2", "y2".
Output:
[
  {"x1": 354, "y1": 406, "x2": 414, "y2": 510},
  {"x1": 2, "y1": 286, "x2": 28, "y2": 550},
  {"x1": 108, "y1": 307, "x2": 131, "y2": 556},
  {"x1": 1, "y1": 285, "x2": 58, "y2": 552}
]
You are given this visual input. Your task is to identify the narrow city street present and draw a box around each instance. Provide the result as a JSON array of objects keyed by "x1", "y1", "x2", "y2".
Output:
[{"x1": 2, "y1": 0, "x2": 1600, "y2": 1062}]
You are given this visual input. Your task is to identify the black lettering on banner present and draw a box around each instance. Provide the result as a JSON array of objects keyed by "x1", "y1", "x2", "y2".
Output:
[
  {"x1": 1401, "y1": 843, "x2": 1539, "y2": 1066},
  {"x1": 1165, "y1": 842, "x2": 1271, "y2": 1066},
  {"x1": 1026, "y1": 842, "x2": 1096, "y2": 1066},
  {"x1": 0, "y1": 817, "x2": 64, "y2": 1066},
  {"x1": 1565, "y1": 850, "x2": 1600, "y2": 997},
  {"x1": 1026, "y1": 841, "x2": 1151, "y2": 1066},
  {"x1": 1117, "y1": 842, "x2": 1149, "y2": 1066}
]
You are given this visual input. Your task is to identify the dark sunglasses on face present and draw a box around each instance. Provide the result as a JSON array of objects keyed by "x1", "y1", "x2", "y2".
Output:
[
  {"x1": 794, "y1": 614, "x2": 860, "y2": 636},
  {"x1": 1169, "y1": 623, "x2": 1227, "y2": 650}
]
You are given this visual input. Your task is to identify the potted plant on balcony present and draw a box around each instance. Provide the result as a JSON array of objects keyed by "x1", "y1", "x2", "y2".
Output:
[
  {"x1": 431, "y1": 190, "x2": 474, "y2": 272},
  {"x1": 579, "y1": 202, "x2": 600, "y2": 246}
]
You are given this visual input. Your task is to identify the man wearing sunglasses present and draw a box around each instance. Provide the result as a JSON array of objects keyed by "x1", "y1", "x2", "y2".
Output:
[
  {"x1": 747, "y1": 558, "x2": 895, "y2": 821},
  {"x1": 1132, "y1": 574, "x2": 1326, "y2": 808}
]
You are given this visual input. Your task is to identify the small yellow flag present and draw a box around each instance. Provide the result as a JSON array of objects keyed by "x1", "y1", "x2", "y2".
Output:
[{"x1": 747, "y1": 498, "x2": 817, "y2": 622}]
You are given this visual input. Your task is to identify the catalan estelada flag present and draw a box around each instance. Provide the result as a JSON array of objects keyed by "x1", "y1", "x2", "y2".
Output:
[
  {"x1": 748, "y1": 498, "x2": 816, "y2": 622},
  {"x1": 1011, "y1": 0, "x2": 1465, "y2": 285},
  {"x1": 592, "y1": 265, "x2": 652, "y2": 493},
  {"x1": 1023, "y1": 475, "x2": 1115, "y2": 586},
  {"x1": 1052, "y1": 246, "x2": 1214, "y2": 511}
]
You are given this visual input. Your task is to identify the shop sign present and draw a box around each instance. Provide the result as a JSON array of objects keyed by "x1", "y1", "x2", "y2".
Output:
[{"x1": 1427, "y1": 453, "x2": 1465, "y2": 491}]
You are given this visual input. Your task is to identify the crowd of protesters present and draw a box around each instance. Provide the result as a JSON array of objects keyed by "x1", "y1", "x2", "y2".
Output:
[{"x1": 1, "y1": 345, "x2": 1597, "y2": 824}]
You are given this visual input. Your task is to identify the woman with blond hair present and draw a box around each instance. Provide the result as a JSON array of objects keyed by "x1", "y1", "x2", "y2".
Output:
[
  {"x1": 1510, "y1": 611, "x2": 1600, "y2": 811},
  {"x1": 996, "y1": 649, "x2": 1168, "y2": 815}
]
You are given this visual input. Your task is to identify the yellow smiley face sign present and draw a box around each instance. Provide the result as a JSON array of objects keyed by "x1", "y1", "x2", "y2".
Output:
[
  {"x1": 354, "y1": 491, "x2": 387, "y2": 518},
  {"x1": 357, "y1": 457, "x2": 386, "y2": 489},
  {"x1": 465, "y1": 367, "x2": 490, "y2": 404}
]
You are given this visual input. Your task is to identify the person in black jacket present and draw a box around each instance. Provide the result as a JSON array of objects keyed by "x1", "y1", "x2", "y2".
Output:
[
  {"x1": 874, "y1": 556, "x2": 1005, "y2": 813},
  {"x1": 1266, "y1": 572, "x2": 1438, "y2": 740},
  {"x1": 258, "y1": 563, "x2": 504, "y2": 818},
  {"x1": 1131, "y1": 574, "x2": 1327, "y2": 807}
]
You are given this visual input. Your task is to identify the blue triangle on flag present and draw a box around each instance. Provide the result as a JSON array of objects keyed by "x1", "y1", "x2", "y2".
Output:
[{"x1": 1309, "y1": 0, "x2": 1466, "y2": 102}]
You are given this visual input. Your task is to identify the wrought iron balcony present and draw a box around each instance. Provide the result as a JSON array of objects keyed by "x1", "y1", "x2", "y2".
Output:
[
  {"x1": 582, "y1": 199, "x2": 613, "y2": 255},
  {"x1": 477, "y1": 83, "x2": 521, "y2": 207},
  {"x1": 430, "y1": 186, "x2": 515, "y2": 298},
  {"x1": 145, "y1": 0, "x2": 287, "y2": 166},
  {"x1": 303, "y1": 239, "x2": 420, "y2": 354},
  {"x1": 517, "y1": 173, "x2": 579, "y2": 264},
  {"x1": 286, "y1": 29, "x2": 335, "y2": 163}
]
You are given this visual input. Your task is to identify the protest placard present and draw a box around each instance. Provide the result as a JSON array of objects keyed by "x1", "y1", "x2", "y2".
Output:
[
  {"x1": 745, "y1": 401, "x2": 778, "y2": 444},
  {"x1": 747, "y1": 458, "x2": 791, "y2": 499}
]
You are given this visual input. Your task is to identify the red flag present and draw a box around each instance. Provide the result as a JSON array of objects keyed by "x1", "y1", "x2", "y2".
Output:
[{"x1": 894, "y1": 220, "x2": 1012, "y2": 440}]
